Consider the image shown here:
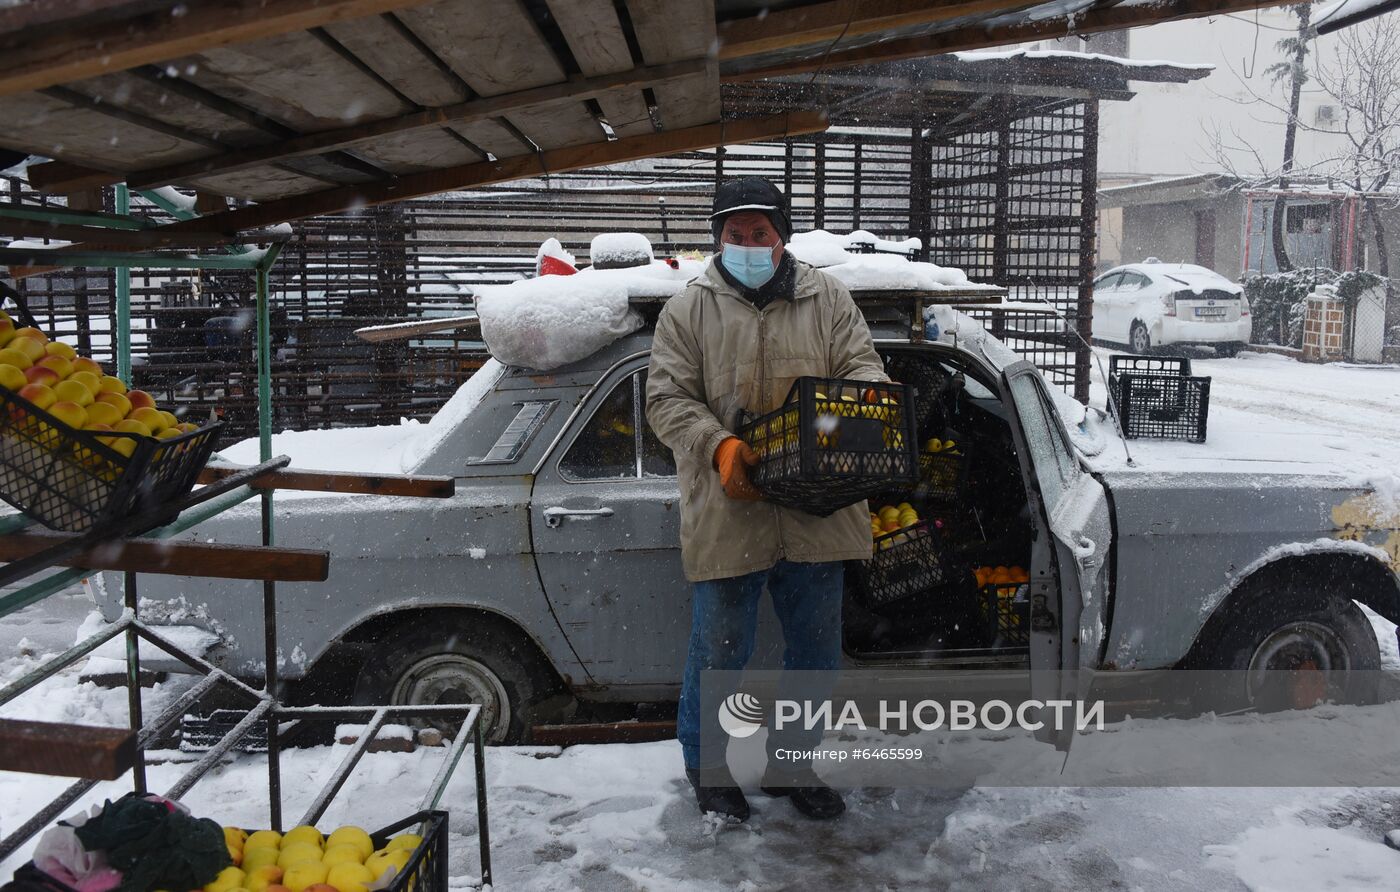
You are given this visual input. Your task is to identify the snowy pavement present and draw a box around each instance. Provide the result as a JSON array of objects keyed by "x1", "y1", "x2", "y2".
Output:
[{"x1": 6, "y1": 350, "x2": 1400, "y2": 890}]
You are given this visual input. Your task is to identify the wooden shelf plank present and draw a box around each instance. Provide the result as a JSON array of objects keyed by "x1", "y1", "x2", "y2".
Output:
[
  {"x1": 0, "y1": 718, "x2": 136, "y2": 779},
  {"x1": 0, "y1": 534, "x2": 330, "y2": 581}
]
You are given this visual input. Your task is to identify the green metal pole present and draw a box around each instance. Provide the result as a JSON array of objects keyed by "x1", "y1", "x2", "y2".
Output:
[
  {"x1": 256, "y1": 263, "x2": 272, "y2": 465},
  {"x1": 115, "y1": 185, "x2": 132, "y2": 383}
]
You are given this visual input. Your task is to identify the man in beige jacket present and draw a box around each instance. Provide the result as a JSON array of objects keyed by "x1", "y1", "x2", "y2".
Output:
[{"x1": 646, "y1": 177, "x2": 889, "y2": 822}]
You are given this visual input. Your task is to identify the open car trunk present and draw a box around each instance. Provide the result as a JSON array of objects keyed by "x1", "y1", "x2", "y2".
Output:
[{"x1": 843, "y1": 345, "x2": 1038, "y2": 667}]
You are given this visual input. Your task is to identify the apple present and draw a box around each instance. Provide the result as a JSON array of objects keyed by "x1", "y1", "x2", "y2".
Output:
[
  {"x1": 324, "y1": 863, "x2": 373, "y2": 892},
  {"x1": 11, "y1": 336, "x2": 45, "y2": 363},
  {"x1": 176, "y1": 421, "x2": 199, "y2": 434},
  {"x1": 155, "y1": 426, "x2": 182, "y2": 441},
  {"x1": 130, "y1": 406, "x2": 167, "y2": 432},
  {"x1": 114, "y1": 419, "x2": 152, "y2": 437},
  {"x1": 96, "y1": 391, "x2": 132, "y2": 418},
  {"x1": 243, "y1": 866, "x2": 283, "y2": 892},
  {"x1": 126, "y1": 389, "x2": 156, "y2": 412},
  {"x1": 241, "y1": 848, "x2": 280, "y2": 873},
  {"x1": 53, "y1": 379, "x2": 94, "y2": 407},
  {"x1": 23, "y1": 366, "x2": 60, "y2": 387},
  {"x1": 202, "y1": 867, "x2": 245, "y2": 892},
  {"x1": 0, "y1": 317, "x2": 15, "y2": 347},
  {"x1": 44, "y1": 341, "x2": 76, "y2": 361},
  {"x1": 98, "y1": 374, "x2": 128, "y2": 395},
  {"x1": 276, "y1": 842, "x2": 323, "y2": 870},
  {"x1": 49, "y1": 401, "x2": 87, "y2": 430},
  {"x1": 383, "y1": 834, "x2": 421, "y2": 854},
  {"x1": 18, "y1": 383, "x2": 56, "y2": 410},
  {"x1": 265, "y1": 886, "x2": 292, "y2": 892},
  {"x1": 37, "y1": 355, "x2": 72, "y2": 379},
  {"x1": 83, "y1": 422, "x2": 113, "y2": 433},
  {"x1": 302, "y1": 885, "x2": 338, "y2": 892},
  {"x1": 0, "y1": 364, "x2": 25, "y2": 391},
  {"x1": 84, "y1": 401, "x2": 123, "y2": 428},
  {"x1": 100, "y1": 435, "x2": 137, "y2": 459},
  {"x1": 68, "y1": 371, "x2": 101, "y2": 394},
  {"x1": 158, "y1": 409, "x2": 179, "y2": 430},
  {"x1": 363, "y1": 850, "x2": 409, "y2": 883},
  {"x1": 71, "y1": 357, "x2": 102, "y2": 377},
  {"x1": 0, "y1": 347, "x2": 32, "y2": 370},
  {"x1": 13, "y1": 327, "x2": 47, "y2": 344},
  {"x1": 320, "y1": 845, "x2": 363, "y2": 868},
  {"x1": 279, "y1": 863, "x2": 327, "y2": 892}
]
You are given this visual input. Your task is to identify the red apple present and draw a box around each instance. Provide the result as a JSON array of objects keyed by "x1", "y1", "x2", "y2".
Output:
[
  {"x1": 48, "y1": 400, "x2": 87, "y2": 429},
  {"x1": 23, "y1": 366, "x2": 60, "y2": 387},
  {"x1": 126, "y1": 390, "x2": 156, "y2": 412},
  {"x1": 44, "y1": 341, "x2": 76, "y2": 361},
  {"x1": 37, "y1": 355, "x2": 72, "y2": 379},
  {"x1": 18, "y1": 383, "x2": 56, "y2": 410},
  {"x1": 71, "y1": 357, "x2": 103, "y2": 377}
]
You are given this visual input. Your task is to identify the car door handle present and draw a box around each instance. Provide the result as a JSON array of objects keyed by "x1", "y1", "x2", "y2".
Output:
[{"x1": 543, "y1": 506, "x2": 614, "y2": 528}]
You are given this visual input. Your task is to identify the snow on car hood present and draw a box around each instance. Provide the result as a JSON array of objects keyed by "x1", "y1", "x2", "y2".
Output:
[{"x1": 215, "y1": 359, "x2": 505, "y2": 491}]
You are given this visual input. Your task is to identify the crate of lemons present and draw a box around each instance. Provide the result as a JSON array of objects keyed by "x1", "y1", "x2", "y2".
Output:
[
  {"x1": 0, "y1": 314, "x2": 199, "y2": 455},
  {"x1": 869, "y1": 501, "x2": 922, "y2": 551},
  {"x1": 750, "y1": 385, "x2": 905, "y2": 459},
  {"x1": 209, "y1": 824, "x2": 423, "y2": 892}
]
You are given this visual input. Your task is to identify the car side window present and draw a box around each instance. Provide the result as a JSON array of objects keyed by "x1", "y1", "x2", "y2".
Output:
[
  {"x1": 1122, "y1": 272, "x2": 1149, "y2": 289},
  {"x1": 1007, "y1": 372, "x2": 1078, "y2": 515},
  {"x1": 560, "y1": 370, "x2": 677, "y2": 481},
  {"x1": 1094, "y1": 272, "x2": 1123, "y2": 290}
]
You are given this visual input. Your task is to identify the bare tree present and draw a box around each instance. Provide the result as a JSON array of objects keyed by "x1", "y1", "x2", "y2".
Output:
[{"x1": 1263, "y1": 2, "x2": 1314, "y2": 272}]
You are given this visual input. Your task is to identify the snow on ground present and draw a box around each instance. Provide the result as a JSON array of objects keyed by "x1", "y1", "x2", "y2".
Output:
[{"x1": 8, "y1": 350, "x2": 1400, "y2": 889}]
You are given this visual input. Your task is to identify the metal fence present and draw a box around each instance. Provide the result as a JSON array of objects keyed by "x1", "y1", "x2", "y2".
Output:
[{"x1": 3, "y1": 112, "x2": 1098, "y2": 439}]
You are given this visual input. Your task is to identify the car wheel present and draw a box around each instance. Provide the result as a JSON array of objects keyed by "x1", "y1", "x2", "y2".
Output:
[
  {"x1": 1190, "y1": 585, "x2": 1380, "y2": 712},
  {"x1": 1215, "y1": 342, "x2": 1244, "y2": 358},
  {"x1": 1129, "y1": 321, "x2": 1151, "y2": 354},
  {"x1": 352, "y1": 616, "x2": 559, "y2": 743}
]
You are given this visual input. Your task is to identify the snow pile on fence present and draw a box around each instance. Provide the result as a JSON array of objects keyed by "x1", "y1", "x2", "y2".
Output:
[
  {"x1": 474, "y1": 257, "x2": 700, "y2": 370},
  {"x1": 787, "y1": 229, "x2": 997, "y2": 292}
]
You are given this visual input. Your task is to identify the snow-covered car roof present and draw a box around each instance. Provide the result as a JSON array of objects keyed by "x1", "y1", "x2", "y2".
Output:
[{"x1": 1105, "y1": 262, "x2": 1242, "y2": 295}]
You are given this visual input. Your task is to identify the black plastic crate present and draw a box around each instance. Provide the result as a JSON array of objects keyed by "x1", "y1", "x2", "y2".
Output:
[
  {"x1": 909, "y1": 436, "x2": 968, "y2": 504},
  {"x1": 1113, "y1": 374, "x2": 1211, "y2": 442},
  {"x1": 370, "y1": 810, "x2": 449, "y2": 892},
  {"x1": 979, "y1": 583, "x2": 1030, "y2": 647},
  {"x1": 853, "y1": 521, "x2": 954, "y2": 609},
  {"x1": 738, "y1": 377, "x2": 917, "y2": 517},
  {"x1": 1108, "y1": 354, "x2": 1191, "y2": 379},
  {"x1": 0, "y1": 387, "x2": 221, "y2": 532}
]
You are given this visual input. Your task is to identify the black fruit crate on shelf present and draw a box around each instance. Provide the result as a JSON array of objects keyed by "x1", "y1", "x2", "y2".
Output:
[
  {"x1": 979, "y1": 583, "x2": 1030, "y2": 647},
  {"x1": 1106, "y1": 354, "x2": 1210, "y2": 443},
  {"x1": 0, "y1": 387, "x2": 221, "y2": 533},
  {"x1": 853, "y1": 521, "x2": 955, "y2": 609},
  {"x1": 909, "y1": 437, "x2": 968, "y2": 504},
  {"x1": 738, "y1": 377, "x2": 917, "y2": 517},
  {"x1": 370, "y1": 810, "x2": 449, "y2": 892}
]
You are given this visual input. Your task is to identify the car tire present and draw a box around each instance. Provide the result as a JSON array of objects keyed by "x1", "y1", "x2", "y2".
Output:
[
  {"x1": 351, "y1": 615, "x2": 560, "y2": 744},
  {"x1": 1129, "y1": 321, "x2": 1151, "y2": 354},
  {"x1": 1189, "y1": 584, "x2": 1380, "y2": 713},
  {"x1": 1215, "y1": 342, "x2": 1244, "y2": 358}
]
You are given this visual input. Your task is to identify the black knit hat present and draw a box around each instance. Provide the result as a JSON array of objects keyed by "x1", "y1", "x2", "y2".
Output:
[{"x1": 709, "y1": 176, "x2": 792, "y2": 243}]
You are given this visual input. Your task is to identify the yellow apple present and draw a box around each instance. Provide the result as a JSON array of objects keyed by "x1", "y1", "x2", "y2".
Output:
[
  {"x1": 11, "y1": 336, "x2": 46, "y2": 363},
  {"x1": 129, "y1": 406, "x2": 167, "y2": 432},
  {"x1": 13, "y1": 327, "x2": 47, "y2": 344},
  {"x1": 320, "y1": 845, "x2": 364, "y2": 868},
  {"x1": 95, "y1": 391, "x2": 131, "y2": 418},
  {"x1": 244, "y1": 865, "x2": 283, "y2": 892},
  {"x1": 278, "y1": 842, "x2": 323, "y2": 870},
  {"x1": 383, "y1": 834, "x2": 421, "y2": 854},
  {"x1": 280, "y1": 862, "x2": 327, "y2": 892},
  {"x1": 203, "y1": 866, "x2": 245, "y2": 892},
  {"x1": 48, "y1": 401, "x2": 87, "y2": 430},
  {"x1": 36, "y1": 355, "x2": 72, "y2": 379},
  {"x1": 18, "y1": 383, "x2": 56, "y2": 410},
  {"x1": 282, "y1": 825, "x2": 324, "y2": 849},
  {"x1": 84, "y1": 401, "x2": 123, "y2": 428},
  {"x1": 326, "y1": 827, "x2": 374, "y2": 861},
  {"x1": 157, "y1": 409, "x2": 179, "y2": 430},
  {"x1": 98, "y1": 374, "x2": 128, "y2": 395},
  {"x1": 0, "y1": 363, "x2": 25, "y2": 391},
  {"x1": 44, "y1": 341, "x2": 76, "y2": 361},
  {"x1": 114, "y1": 418, "x2": 152, "y2": 438},
  {"x1": 0, "y1": 347, "x2": 33, "y2": 370},
  {"x1": 53, "y1": 379, "x2": 93, "y2": 407},
  {"x1": 324, "y1": 863, "x2": 373, "y2": 892},
  {"x1": 241, "y1": 847, "x2": 281, "y2": 873},
  {"x1": 0, "y1": 317, "x2": 15, "y2": 346},
  {"x1": 100, "y1": 435, "x2": 138, "y2": 459},
  {"x1": 155, "y1": 426, "x2": 182, "y2": 440},
  {"x1": 363, "y1": 849, "x2": 409, "y2": 883},
  {"x1": 71, "y1": 357, "x2": 102, "y2": 377},
  {"x1": 69, "y1": 371, "x2": 102, "y2": 394}
]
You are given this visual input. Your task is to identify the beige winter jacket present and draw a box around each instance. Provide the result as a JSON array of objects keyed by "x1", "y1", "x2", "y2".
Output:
[{"x1": 645, "y1": 256, "x2": 890, "y2": 582}]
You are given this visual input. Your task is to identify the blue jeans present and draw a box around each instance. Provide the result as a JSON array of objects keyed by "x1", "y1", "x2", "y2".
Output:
[{"x1": 678, "y1": 560, "x2": 844, "y2": 770}]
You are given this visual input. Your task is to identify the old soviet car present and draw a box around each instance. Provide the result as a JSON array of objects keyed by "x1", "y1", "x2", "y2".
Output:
[{"x1": 92, "y1": 303, "x2": 1400, "y2": 744}]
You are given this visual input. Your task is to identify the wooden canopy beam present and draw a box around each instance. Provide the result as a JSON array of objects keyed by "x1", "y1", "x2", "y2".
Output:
[
  {"x1": 0, "y1": 217, "x2": 284, "y2": 249},
  {"x1": 716, "y1": 0, "x2": 1039, "y2": 61},
  {"x1": 27, "y1": 58, "x2": 707, "y2": 195},
  {"x1": 162, "y1": 110, "x2": 829, "y2": 233},
  {"x1": 723, "y1": 0, "x2": 1296, "y2": 81},
  {"x1": 0, "y1": 534, "x2": 330, "y2": 581},
  {"x1": 0, "y1": 0, "x2": 442, "y2": 99}
]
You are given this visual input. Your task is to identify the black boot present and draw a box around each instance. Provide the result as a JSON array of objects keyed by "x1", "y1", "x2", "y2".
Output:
[
  {"x1": 761, "y1": 766, "x2": 846, "y2": 820},
  {"x1": 685, "y1": 767, "x2": 750, "y2": 822}
]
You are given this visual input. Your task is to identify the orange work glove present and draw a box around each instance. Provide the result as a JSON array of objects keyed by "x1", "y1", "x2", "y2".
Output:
[{"x1": 713, "y1": 436, "x2": 763, "y2": 501}]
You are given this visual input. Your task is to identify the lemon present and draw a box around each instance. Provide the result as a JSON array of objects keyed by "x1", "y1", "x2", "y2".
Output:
[
  {"x1": 282, "y1": 861, "x2": 328, "y2": 892},
  {"x1": 241, "y1": 848, "x2": 280, "y2": 873},
  {"x1": 364, "y1": 849, "x2": 411, "y2": 883}
]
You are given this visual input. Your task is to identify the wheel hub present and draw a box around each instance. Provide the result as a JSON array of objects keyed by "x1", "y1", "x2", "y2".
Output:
[
  {"x1": 1245, "y1": 621, "x2": 1350, "y2": 708},
  {"x1": 391, "y1": 653, "x2": 512, "y2": 742}
]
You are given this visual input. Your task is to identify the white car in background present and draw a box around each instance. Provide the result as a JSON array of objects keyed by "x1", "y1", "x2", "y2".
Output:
[{"x1": 1091, "y1": 260, "x2": 1251, "y2": 356}]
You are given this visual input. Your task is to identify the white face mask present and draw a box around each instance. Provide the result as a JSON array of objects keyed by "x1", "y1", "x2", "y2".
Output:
[{"x1": 721, "y1": 243, "x2": 776, "y2": 288}]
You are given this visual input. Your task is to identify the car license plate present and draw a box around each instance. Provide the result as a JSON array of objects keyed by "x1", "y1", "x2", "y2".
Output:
[{"x1": 1195, "y1": 307, "x2": 1227, "y2": 317}]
